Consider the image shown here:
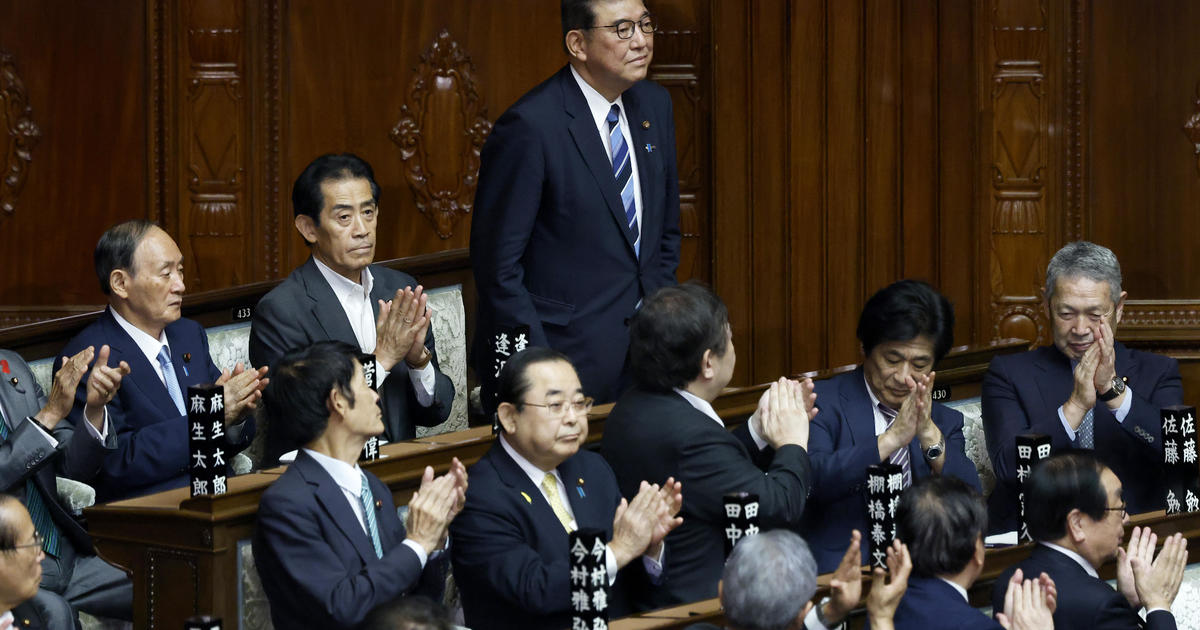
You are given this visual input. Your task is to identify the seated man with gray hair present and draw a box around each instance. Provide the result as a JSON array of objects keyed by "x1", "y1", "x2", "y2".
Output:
[{"x1": 983, "y1": 241, "x2": 1182, "y2": 532}]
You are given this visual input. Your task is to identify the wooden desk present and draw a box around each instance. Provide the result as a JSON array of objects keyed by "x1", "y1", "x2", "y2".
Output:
[{"x1": 83, "y1": 339, "x2": 1028, "y2": 629}]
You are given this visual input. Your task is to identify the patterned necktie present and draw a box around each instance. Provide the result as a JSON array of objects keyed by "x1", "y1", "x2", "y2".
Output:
[
  {"x1": 1077, "y1": 408, "x2": 1095, "y2": 449},
  {"x1": 156, "y1": 346, "x2": 187, "y2": 416},
  {"x1": 0, "y1": 420, "x2": 60, "y2": 556},
  {"x1": 879, "y1": 404, "x2": 912, "y2": 488},
  {"x1": 359, "y1": 471, "x2": 383, "y2": 559},
  {"x1": 541, "y1": 474, "x2": 575, "y2": 533},
  {"x1": 606, "y1": 104, "x2": 640, "y2": 257}
]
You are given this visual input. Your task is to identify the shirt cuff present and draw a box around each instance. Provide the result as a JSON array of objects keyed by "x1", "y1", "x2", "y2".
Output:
[
  {"x1": 81, "y1": 408, "x2": 109, "y2": 442},
  {"x1": 408, "y1": 360, "x2": 436, "y2": 407},
  {"x1": 604, "y1": 544, "x2": 619, "y2": 586},
  {"x1": 376, "y1": 360, "x2": 391, "y2": 388},
  {"x1": 25, "y1": 418, "x2": 59, "y2": 448},
  {"x1": 1058, "y1": 405, "x2": 1078, "y2": 441},
  {"x1": 804, "y1": 605, "x2": 831, "y2": 630},
  {"x1": 747, "y1": 412, "x2": 769, "y2": 451},
  {"x1": 1113, "y1": 385, "x2": 1133, "y2": 423},
  {"x1": 642, "y1": 544, "x2": 665, "y2": 582},
  {"x1": 402, "y1": 538, "x2": 429, "y2": 568}
]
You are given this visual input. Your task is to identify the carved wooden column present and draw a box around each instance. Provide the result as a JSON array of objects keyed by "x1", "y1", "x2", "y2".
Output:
[
  {"x1": 982, "y1": 0, "x2": 1052, "y2": 345},
  {"x1": 0, "y1": 51, "x2": 39, "y2": 219}
]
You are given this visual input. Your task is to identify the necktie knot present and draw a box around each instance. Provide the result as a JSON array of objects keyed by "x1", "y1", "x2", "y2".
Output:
[
  {"x1": 157, "y1": 346, "x2": 172, "y2": 368},
  {"x1": 606, "y1": 104, "x2": 621, "y2": 127},
  {"x1": 878, "y1": 403, "x2": 898, "y2": 422}
]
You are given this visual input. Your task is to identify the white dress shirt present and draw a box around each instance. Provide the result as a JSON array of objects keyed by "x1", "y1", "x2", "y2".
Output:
[
  {"x1": 1057, "y1": 360, "x2": 1133, "y2": 440},
  {"x1": 498, "y1": 435, "x2": 663, "y2": 582},
  {"x1": 312, "y1": 258, "x2": 435, "y2": 406},
  {"x1": 302, "y1": 448, "x2": 428, "y2": 566},
  {"x1": 570, "y1": 65, "x2": 644, "y2": 235}
]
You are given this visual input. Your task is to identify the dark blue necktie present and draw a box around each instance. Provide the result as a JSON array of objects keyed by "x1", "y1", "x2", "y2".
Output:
[{"x1": 607, "y1": 104, "x2": 640, "y2": 256}]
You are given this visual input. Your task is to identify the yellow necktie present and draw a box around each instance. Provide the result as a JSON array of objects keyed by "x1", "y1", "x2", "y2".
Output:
[{"x1": 541, "y1": 475, "x2": 576, "y2": 533}]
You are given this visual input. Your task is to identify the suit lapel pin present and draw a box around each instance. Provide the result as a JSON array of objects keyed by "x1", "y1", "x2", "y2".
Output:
[
  {"x1": 642, "y1": 120, "x2": 650, "y2": 129},
  {"x1": 8, "y1": 377, "x2": 17, "y2": 387},
  {"x1": 183, "y1": 353, "x2": 191, "y2": 363},
  {"x1": 577, "y1": 478, "x2": 586, "y2": 499},
  {"x1": 521, "y1": 491, "x2": 532, "y2": 504},
  {"x1": 0, "y1": 359, "x2": 9, "y2": 374},
  {"x1": 375, "y1": 500, "x2": 382, "y2": 509},
  {"x1": 644, "y1": 143, "x2": 655, "y2": 154}
]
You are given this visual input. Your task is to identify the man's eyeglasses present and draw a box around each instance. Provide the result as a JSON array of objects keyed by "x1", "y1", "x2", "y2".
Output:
[
  {"x1": 3, "y1": 532, "x2": 42, "y2": 554},
  {"x1": 1104, "y1": 501, "x2": 1127, "y2": 518},
  {"x1": 524, "y1": 397, "x2": 595, "y2": 417},
  {"x1": 584, "y1": 16, "x2": 657, "y2": 39}
]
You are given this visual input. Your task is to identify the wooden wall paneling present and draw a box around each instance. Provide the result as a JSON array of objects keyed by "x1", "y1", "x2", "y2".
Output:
[
  {"x1": 899, "y1": 0, "x2": 939, "y2": 284},
  {"x1": 787, "y1": 0, "x2": 828, "y2": 375},
  {"x1": 863, "y1": 0, "x2": 901, "y2": 298},
  {"x1": 711, "y1": 0, "x2": 755, "y2": 386},
  {"x1": 824, "y1": 0, "x2": 867, "y2": 368},
  {"x1": 249, "y1": 0, "x2": 284, "y2": 281},
  {"x1": 937, "y1": 0, "x2": 980, "y2": 349},
  {"x1": 979, "y1": 0, "x2": 1052, "y2": 347}
]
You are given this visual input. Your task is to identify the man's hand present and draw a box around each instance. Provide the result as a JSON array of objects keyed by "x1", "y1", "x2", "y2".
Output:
[
  {"x1": 646, "y1": 477, "x2": 683, "y2": 559},
  {"x1": 997, "y1": 569, "x2": 1055, "y2": 630},
  {"x1": 1064, "y1": 342, "x2": 1099, "y2": 429},
  {"x1": 81, "y1": 345, "x2": 131, "y2": 430},
  {"x1": 865, "y1": 540, "x2": 911, "y2": 630},
  {"x1": 216, "y1": 363, "x2": 269, "y2": 426},
  {"x1": 610, "y1": 481, "x2": 664, "y2": 568},
  {"x1": 1132, "y1": 531, "x2": 1188, "y2": 611},
  {"x1": 757, "y1": 378, "x2": 814, "y2": 450},
  {"x1": 39, "y1": 346, "x2": 93, "y2": 429},
  {"x1": 878, "y1": 375, "x2": 918, "y2": 460},
  {"x1": 1117, "y1": 526, "x2": 1151, "y2": 609},
  {"x1": 405, "y1": 465, "x2": 460, "y2": 555},
  {"x1": 825, "y1": 529, "x2": 864, "y2": 624},
  {"x1": 445, "y1": 457, "x2": 469, "y2": 522},
  {"x1": 374, "y1": 286, "x2": 431, "y2": 371}
]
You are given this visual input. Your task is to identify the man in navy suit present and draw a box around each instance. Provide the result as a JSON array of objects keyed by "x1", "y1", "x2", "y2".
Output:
[
  {"x1": 803, "y1": 280, "x2": 980, "y2": 572},
  {"x1": 251, "y1": 153, "x2": 454, "y2": 459},
  {"x1": 983, "y1": 242, "x2": 1182, "y2": 532},
  {"x1": 894, "y1": 476, "x2": 1054, "y2": 630},
  {"x1": 992, "y1": 452, "x2": 1186, "y2": 630},
  {"x1": 450, "y1": 347, "x2": 680, "y2": 630},
  {"x1": 59, "y1": 220, "x2": 267, "y2": 501},
  {"x1": 0, "y1": 349, "x2": 131, "y2": 628},
  {"x1": 471, "y1": 0, "x2": 681, "y2": 411},
  {"x1": 253, "y1": 341, "x2": 467, "y2": 629}
]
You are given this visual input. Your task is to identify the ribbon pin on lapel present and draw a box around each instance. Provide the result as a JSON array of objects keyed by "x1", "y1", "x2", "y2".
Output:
[
  {"x1": 0, "y1": 360, "x2": 8, "y2": 374},
  {"x1": 521, "y1": 491, "x2": 532, "y2": 504},
  {"x1": 577, "y1": 478, "x2": 586, "y2": 499},
  {"x1": 644, "y1": 143, "x2": 655, "y2": 154}
]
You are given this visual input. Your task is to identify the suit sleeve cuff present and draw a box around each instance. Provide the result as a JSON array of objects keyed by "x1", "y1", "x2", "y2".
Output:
[
  {"x1": 25, "y1": 417, "x2": 58, "y2": 448},
  {"x1": 81, "y1": 408, "x2": 110, "y2": 441},
  {"x1": 401, "y1": 539, "x2": 429, "y2": 568}
]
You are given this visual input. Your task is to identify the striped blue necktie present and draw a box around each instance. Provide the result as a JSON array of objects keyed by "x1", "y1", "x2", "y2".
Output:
[
  {"x1": 0, "y1": 419, "x2": 60, "y2": 556},
  {"x1": 606, "y1": 104, "x2": 640, "y2": 257},
  {"x1": 359, "y1": 471, "x2": 383, "y2": 559},
  {"x1": 879, "y1": 404, "x2": 912, "y2": 488}
]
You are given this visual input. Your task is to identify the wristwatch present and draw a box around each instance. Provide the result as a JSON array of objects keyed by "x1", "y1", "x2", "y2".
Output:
[
  {"x1": 923, "y1": 438, "x2": 945, "y2": 461},
  {"x1": 1097, "y1": 376, "x2": 1126, "y2": 402},
  {"x1": 815, "y1": 596, "x2": 835, "y2": 627}
]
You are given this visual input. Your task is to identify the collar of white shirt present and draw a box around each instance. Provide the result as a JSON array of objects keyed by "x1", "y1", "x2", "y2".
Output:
[
  {"x1": 1040, "y1": 541, "x2": 1099, "y2": 579},
  {"x1": 499, "y1": 433, "x2": 561, "y2": 491},
  {"x1": 938, "y1": 577, "x2": 970, "y2": 603},
  {"x1": 303, "y1": 447, "x2": 365, "y2": 498},
  {"x1": 313, "y1": 256, "x2": 373, "y2": 302},
  {"x1": 110, "y1": 306, "x2": 172, "y2": 373},
  {"x1": 674, "y1": 388, "x2": 724, "y2": 427},
  {"x1": 863, "y1": 372, "x2": 894, "y2": 437},
  {"x1": 570, "y1": 65, "x2": 627, "y2": 139},
  {"x1": 0, "y1": 611, "x2": 11, "y2": 628}
]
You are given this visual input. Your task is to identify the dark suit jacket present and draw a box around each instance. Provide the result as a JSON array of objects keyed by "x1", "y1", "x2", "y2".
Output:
[
  {"x1": 253, "y1": 450, "x2": 444, "y2": 629},
  {"x1": 249, "y1": 257, "x2": 454, "y2": 453},
  {"x1": 0, "y1": 350, "x2": 113, "y2": 555},
  {"x1": 10, "y1": 601, "x2": 49, "y2": 629},
  {"x1": 471, "y1": 65, "x2": 681, "y2": 407},
  {"x1": 601, "y1": 387, "x2": 811, "y2": 611},
  {"x1": 992, "y1": 544, "x2": 1176, "y2": 630},
  {"x1": 893, "y1": 577, "x2": 1000, "y2": 630},
  {"x1": 58, "y1": 310, "x2": 250, "y2": 501},
  {"x1": 983, "y1": 343, "x2": 1181, "y2": 531},
  {"x1": 804, "y1": 368, "x2": 981, "y2": 572},
  {"x1": 450, "y1": 441, "x2": 636, "y2": 630}
]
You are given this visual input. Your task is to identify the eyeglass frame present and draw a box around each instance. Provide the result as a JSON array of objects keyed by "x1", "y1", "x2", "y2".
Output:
[
  {"x1": 2, "y1": 531, "x2": 42, "y2": 554},
  {"x1": 522, "y1": 397, "x2": 595, "y2": 417},
  {"x1": 1103, "y1": 501, "x2": 1127, "y2": 519},
  {"x1": 581, "y1": 15, "x2": 657, "y2": 40}
]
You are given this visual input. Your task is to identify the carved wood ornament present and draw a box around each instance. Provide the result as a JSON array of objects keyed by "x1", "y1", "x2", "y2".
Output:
[
  {"x1": 390, "y1": 29, "x2": 492, "y2": 239},
  {"x1": 0, "y1": 51, "x2": 40, "y2": 218},
  {"x1": 1185, "y1": 81, "x2": 1200, "y2": 176}
]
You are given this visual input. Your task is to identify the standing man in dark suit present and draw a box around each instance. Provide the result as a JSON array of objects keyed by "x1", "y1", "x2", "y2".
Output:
[
  {"x1": 450, "y1": 347, "x2": 681, "y2": 630},
  {"x1": 251, "y1": 153, "x2": 454, "y2": 459},
  {"x1": 0, "y1": 349, "x2": 131, "y2": 627},
  {"x1": 983, "y1": 242, "x2": 1182, "y2": 532},
  {"x1": 803, "y1": 280, "x2": 980, "y2": 572},
  {"x1": 59, "y1": 220, "x2": 267, "y2": 500},
  {"x1": 471, "y1": 0, "x2": 681, "y2": 411},
  {"x1": 992, "y1": 452, "x2": 1186, "y2": 630},
  {"x1": 253, "y1": 341, "x2": 467, "y2": 629},
  {"x1": 602, "y1": 283, "x2": 816, "y2": 611},
  {"x1": 894, "y1": 476, "x2": 1054, "y2": 630}
]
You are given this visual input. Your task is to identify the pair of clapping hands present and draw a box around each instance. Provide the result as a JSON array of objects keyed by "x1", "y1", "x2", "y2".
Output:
[
  {"x1": 609, "y1": 478, "x2": 684, "y2": 568},
  {"x1": 1116, "y1": 526, "x2": 1188, "y2": 613},
  {"x1": 823, "y1": 532, "x2": 1056, "y2": 630},
  {"x1": 750, "y1": 377, "x2": 819, "y2": 450},
  {"x1": 405, "y1": 457, "x2": 470, "y2": 555},
  {"x1": 45, "y1": 345, "x2": 268, "y2": 430},
  {"x1": 373, "y1": 286, "x2": 434, "y2": 371}
]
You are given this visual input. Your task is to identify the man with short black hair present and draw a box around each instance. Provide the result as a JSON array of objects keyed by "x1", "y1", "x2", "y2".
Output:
[
  {"x1": 894, "y1": 476, "x2": 1054, "y2": 630},
  {"x1": 251, "y1": 153, "x2": 454, "y2": 461},
  {"x1": 983, "y1": 241, "x2": 1182, "y2": 531},
  {"x1": 59, "y1": 220, "x2": 266, "y2": 500},
  {"x1": 992, "y1": 452, "x2": 1186, "y2": 630},
  {"x1": 472, "y1": 0, "x2": 682, "y2": 411},
  {"x1": 360, "y1": 595, "x2": 453, "y2": 630},
  {"x1": 603, "y1": 283, "x2": 817, "y2": 611},
  {"x1": 253, "y1": 341, "x2": 466, "y2": 629},
  {"x1": 803, "y1": 279, "x2": 980, "y2": 572},
  {"x1": 0, "y1": 496, "x2": 52, "y2": 628}
]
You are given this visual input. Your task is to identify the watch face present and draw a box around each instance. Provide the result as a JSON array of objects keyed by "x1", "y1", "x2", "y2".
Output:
[{"x1": 1112, "y1": 377, "x2": 1126, "y2": 394}]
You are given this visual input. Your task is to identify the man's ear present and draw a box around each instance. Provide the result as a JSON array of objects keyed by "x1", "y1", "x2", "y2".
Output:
[
  {"x1": 794, "y1": 600, "x2": 815, "y2": 629},
  {"x1": 497, "y1": 402, "x2": 520, "y2": 434},
  {"x1": 565, "y1": 31, "x2": 587, "y2": 61},
  {"x1": 109, "y1": 269, "x2": 131, "y2": 300},
  {"x1": 1113, "y1": 290, "x2": 1128, "y2": 326},
  {"x1": 327, "y1": 387, "x2": 348, "y2": 422},
  {"x1": 1067, "y1": 508, "x2": 1087, "y2": 543},
  {"x1": 699, "y1": 349, "x2": 715, "y2": 381},
  {"x1": 295, "y1": 214, "x2": 319, "y2": 245}
]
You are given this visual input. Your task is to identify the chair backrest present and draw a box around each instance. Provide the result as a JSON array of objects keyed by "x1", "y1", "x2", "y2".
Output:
[{"x1": 944, "y1": 396, "x2": 996, "y2": 496}]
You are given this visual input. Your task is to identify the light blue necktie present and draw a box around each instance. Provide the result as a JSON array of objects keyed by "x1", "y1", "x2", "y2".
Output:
[
  {"x1": 0, "y1": 419, "x2": 59, "y2": 556},
  {"x1": 607, "y1": 104, "x2": 640, "y2": 257},
  {"x1": 359, "y1": 471, "x2": 383, "y2": 559},
  {"x1": 156, "y1": 346, "x2": 186, "y2": 416}
]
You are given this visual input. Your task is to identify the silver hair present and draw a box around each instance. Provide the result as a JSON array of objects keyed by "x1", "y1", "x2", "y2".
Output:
[
  {"x1": 721, "y1": 530, "x2": 818, "y2": 630},
  {"x1": 1044, "y1": 241, "x2": 1123, "y2": 303}
]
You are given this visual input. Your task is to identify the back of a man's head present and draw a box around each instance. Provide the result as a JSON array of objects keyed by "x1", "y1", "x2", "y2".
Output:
[
  {"x1": 720, "y1": 531, "x2": 817, "y2": 630},
  {"x1": 629, "y1": 282, "x2": 729, "y2": 392},
  {"x1": 262, "y1": 340, "x2": 361, "y2": 450},
  {"x1": 896, "y1": 476, "x2": 986, "y2": 579},
  {"x1": 360, "y1": 595, "x2": 453, "y2": 630},
  {"x1": 1024, "y1": 451, "x2": 1108, "y2": 542}
]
